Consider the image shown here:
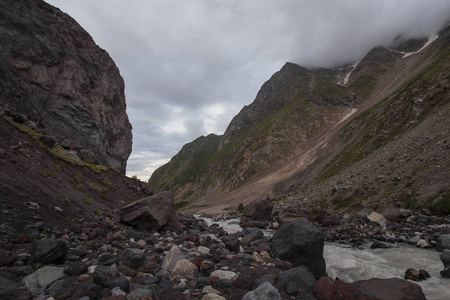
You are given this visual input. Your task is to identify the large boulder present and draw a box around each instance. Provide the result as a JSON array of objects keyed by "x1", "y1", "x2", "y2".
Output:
[
  {"x1": 120, "y1": 191, "x2": 175, "y2": 231},
  {"x1": 274, "y1": 266, "x2": 316, "y2": 295},
  {"x1": 271, "y1": 218, "x2": 325, "y2": 279},
  {"x1": 436, "y1": 234, "x2": 450, "y2": 252},
  {"x1": 314, "y1": 277, "x2": 426, "y2": 300},
  {"x1": 242, "y1": 282, "x2": 282, "y2": 300},
  {"x1": 351, "y1": 278, "x2": 426, "y2": 300},
  {"x1": 440, "y1": 249, "x2": 450, "y2": 278},
  {"x1": 240, "y1": 195, "x2": 273, "y2": 223},
  {"x1": 0, "y1": 0, "x2": 132, "y2": 172},
  {"x1": 22, "y1": 266, "x2": 66, "y2": 295}
]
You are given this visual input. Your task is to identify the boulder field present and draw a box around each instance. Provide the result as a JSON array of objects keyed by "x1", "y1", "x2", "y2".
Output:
[{"x1": 2, "y1": 194, "x2": 446, "y2": 299}]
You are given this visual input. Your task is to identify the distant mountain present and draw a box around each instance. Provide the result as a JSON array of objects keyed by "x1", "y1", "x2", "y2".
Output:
[{"x1": 149, "y1": 24, "x2": 450, "y2": 215}]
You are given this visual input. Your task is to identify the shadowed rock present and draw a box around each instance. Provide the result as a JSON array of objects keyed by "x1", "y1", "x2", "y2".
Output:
[{"x1": 120, "y1": 191, "x2": 175, "y2": 231}]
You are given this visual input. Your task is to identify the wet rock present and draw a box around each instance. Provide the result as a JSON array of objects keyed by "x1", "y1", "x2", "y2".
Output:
[
  {"x1": 272, "y1": 218, "x2": 325, "y2": 279},
  {"x1": 440, "y1": 249, "x2": 450, "y2": 278},
  {"x1": 22, "y1": 266, "x2": 66, "y2": 295},
  {"x1": 416, "y1": 239, "x2": 431, "y2": 248},
  {"x1": 371, "y1": 241, "x2": 389, "y2": 249},
  {"x1": 405, "y1": 268, "x2": 428, "y2": 281},
  {"x1": 436, "y1": 234, "x2": 450, "y2": 252},
  {"x1": 313, "y1": 277, "x2": 366, "y2": 299},
  {"x1": 242, "y1": 281, "x2": 281, "y2": 300},
  {"x1": 119, "y1": 191, "x2": 175, "y2": 231},
  {"x1": 240, "y1": 195, "x2": 273, "y2": 223},
  {"x1": 274, "y1": 266, "x2": 316, "y2": 295},
  {"x1": 31, "y1": 238, "x2": 68, "y2": 264}
]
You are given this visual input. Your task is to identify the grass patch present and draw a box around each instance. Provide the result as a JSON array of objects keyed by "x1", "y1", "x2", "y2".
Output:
[
  {"x1": 174, "y1": 200, "x2": 189, "y2": 210},
  {"x1": 82, "y1": 197, "x2": 91, "y2": 205}
]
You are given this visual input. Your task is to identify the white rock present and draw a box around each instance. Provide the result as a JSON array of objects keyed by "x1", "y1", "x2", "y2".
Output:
[
  {"x1": 162, "y1": 246, "x2": 184, "y2": 272},
  {"x1": 417, "y1": 239, "x2": 431, "y2": 248},
  {"x1": 198, "y1": 246, "x2": 210, "y2": 255},
  {"x1": 171, "y1": 259, "x2": 198, "y2": 281},
  {"x1": 210, "y1": 270, "x2": 238, "y2": 281},
  {"x1": 368, "y1": 212, "x2": 389, "y2": 227},
  {"x1": 202, "y1": 285, "x2": 221, "y2": 295},
  {"x1": 201, "y1": 294, "x2": 227, "y2": 300},
  {"x1": 22, "y1": 266, "x2": 66, "y2": 295}
]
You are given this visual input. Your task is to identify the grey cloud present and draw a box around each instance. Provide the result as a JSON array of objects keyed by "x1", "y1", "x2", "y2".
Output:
[{"x1": 46, "y1": 0, "x2": 450, "y2": 179}]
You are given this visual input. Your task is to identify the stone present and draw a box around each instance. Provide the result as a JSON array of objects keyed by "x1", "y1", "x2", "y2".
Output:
[
  {"x1": 220, "y1": 235, "x2": 240, "y2": 253},
  {"x1": 274, "y1": 266, "x2": 316, "y2": 295},
  {"x1": 271, "y1": 218, "x2": 325, "y2": 279},
  {"x1": 240, "y1": 195, "x2": 273, "y2": 223},
  {"x1": 242, "y1": 282, "x2": 282, "y2": 300},
  {"x1": 440, "y1": 249, "x2": 450, "y2": 268},
  {"x1": 368, "y1": 212, "x2": 389, "y2": 227},
  {"x1": 405, "y1": 268, "x2": 422, "y2": 281},
  {"x1": 171, "y1": 259, "x2": 198, "y2": 281},
  {"x1": 92, "y1": 265, "x2": 119, "y2": 287},
  {"x1": 313, "y1": 277, "x2": 367, "y2": 299},
  {"x1": 22, "y1": 266, "x2": 66, "y2": 295},
  {"x1": 162, "y1": 246, "x2": 185, "y2": 272},
  {"x1": 241, "y1": 229, "x2": 264, "y2": 245},
  {"x1": 416, "y1": 239, "x2": 431, "y2": 248},
  {"x1": 201, "y1": 294, "x2": 226, "y2": 300},
  {"x1": 436, "y1": 234, "x2": 450, "y2": 252},
  {"x1": 120, "y1": 191, "x2": 175, "y2": 231},
  {"x1": 72, "y1": 245, "x2": 88, "y2": 257},
  {"x1": 126, "y1": 288, "x2": 158, "y2": 300},
  {"x1": 0, "y1": 250, "x2": 14, "y2": 267},
  {"x1": 210, "y1": 270, "x2": 238, "y2": 281},
  {"x1": 198, "y1": 246, "x2": 210, "y2": 255},
  {"x1": 120, "y1": 248, "x2": 146, "y2": 269},
  {"x1": 351, "y1": 278, "x2": 426, "y2": 300},
  {"x1": 31, "y1": 238, "x2": 68, "y2": 264},
  {"x1": 202, "y1": 285, "x2": 221, "y2": 295},
  {"x1": 200, "y1": 260, "x2": 215, "y2": 271},
  {"x1": 0, "y1": 0, "x2": 132, "y2": 172},
  {"x1": 24, "y1": 225, "x2": 40, "y2": 238}
]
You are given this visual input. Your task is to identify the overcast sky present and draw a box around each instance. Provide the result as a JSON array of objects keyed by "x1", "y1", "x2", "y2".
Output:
[{"x1": 45, "y1": 0, "x2": 450, "y2": 180}]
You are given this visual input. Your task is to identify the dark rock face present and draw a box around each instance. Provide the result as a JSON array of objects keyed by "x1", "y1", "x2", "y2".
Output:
[
  {"x1": 313, "y1": 277, "x2": 369, "y2": 299},
  {"x1": 241, "y1": 195, "x2": 273, "y2": 223},
  {"x1": 0, "y1": 0, "x2": 132, "y2": 172},
  {"x1": 271, "y1": 218, "x2": 325, "y2": 279},
  {"x1": 31, "y1": 238, "x2": 68, "y2": 264},
  {"x1": 120, "y1": 191, "x2": 175, "y2": 231}
]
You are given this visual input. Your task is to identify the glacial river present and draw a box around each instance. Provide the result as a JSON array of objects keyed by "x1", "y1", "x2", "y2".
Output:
[{"x1": 197, "y1": 215, "x2": 450, "y2": 300}]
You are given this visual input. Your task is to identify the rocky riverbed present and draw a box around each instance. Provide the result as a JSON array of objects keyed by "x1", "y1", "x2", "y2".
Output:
[{"x1": 0, "y1": 192, "x2": 449, "y2": 299}]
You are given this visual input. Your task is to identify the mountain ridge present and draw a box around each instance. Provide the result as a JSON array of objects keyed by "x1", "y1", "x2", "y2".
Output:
[{"x1": 149, "y1": 24, "x2": 450, "y2": 215}]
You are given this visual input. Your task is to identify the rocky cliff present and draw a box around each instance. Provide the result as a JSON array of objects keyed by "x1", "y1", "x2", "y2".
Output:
[{"x1": 0, "y1": 0, "x2": 132, "y2": 173}]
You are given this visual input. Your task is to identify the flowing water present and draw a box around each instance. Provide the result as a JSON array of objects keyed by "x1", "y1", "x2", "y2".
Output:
[{"x1": 198, "y1": 216, "x2": 450, "y2": 299}]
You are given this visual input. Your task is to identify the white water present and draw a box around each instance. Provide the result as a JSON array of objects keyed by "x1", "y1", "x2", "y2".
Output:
[
  {"x1": 325, "y1": 243, "x2": 450, "y2": 300},
  {"x1": 197, "y1": 215, "x2": 450, "y2": 299}
]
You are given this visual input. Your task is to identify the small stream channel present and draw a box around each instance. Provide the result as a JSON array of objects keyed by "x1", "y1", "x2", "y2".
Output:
[{"x1": 197, "y1": 215, "x2": 450, "y2": 300}]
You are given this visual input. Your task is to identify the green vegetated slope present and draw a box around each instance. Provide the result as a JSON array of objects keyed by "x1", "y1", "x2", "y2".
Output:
[
  {"x1": 150, "y1": 24, "x2": 450, "y2": 213},
  {"x1": 275, "y1": 25, "x2": 450, "y2": 214},
  {"x1": 149, "y1": 63, "x2": 356, "y2": 202}
]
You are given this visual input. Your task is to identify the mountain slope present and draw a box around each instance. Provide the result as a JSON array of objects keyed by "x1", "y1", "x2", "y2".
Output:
[{"x1": 150, "y1": 25, "x2": 450, "y2": 215}]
